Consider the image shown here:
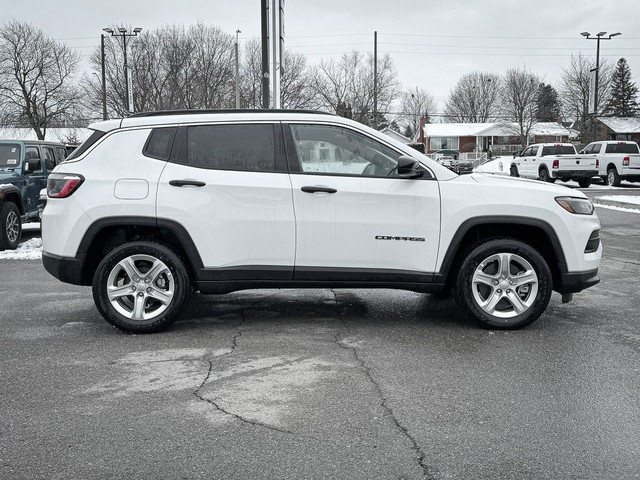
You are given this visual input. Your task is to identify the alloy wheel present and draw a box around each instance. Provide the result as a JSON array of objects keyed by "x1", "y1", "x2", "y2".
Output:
[{"x1": 471, "y1": 252, "x2": 539, "y2": 319}]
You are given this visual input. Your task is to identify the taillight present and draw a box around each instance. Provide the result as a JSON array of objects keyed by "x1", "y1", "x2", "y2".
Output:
[
  {"x1": 596, "y1": 159, "x2": 599, "y2": 168},
  {"x1": 623, "y1": 157, "x2": 630, "y2": 166},
  {"x1": 47, "y1": 173, "x2": 84, "y2": 198},
  {"x1": 553, "y1": 159, "x2": 559, "y2": 169}
]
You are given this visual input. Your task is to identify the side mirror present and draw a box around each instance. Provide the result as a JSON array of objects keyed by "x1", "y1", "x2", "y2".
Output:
[
  {"x1": 24, "y1": 159, "x2": 41, "y2": 174},
  {"x1": 397, "y1": 156, "x2": 424, "y2": 178}
]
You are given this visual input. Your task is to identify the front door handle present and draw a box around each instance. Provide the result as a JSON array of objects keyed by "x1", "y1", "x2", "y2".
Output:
[
  {"x1": 169, "y1": 180, "x2": 206, "y2": 187},
  {"x1": 301, "y1": 186, "x2": 337, "y2": 194}
]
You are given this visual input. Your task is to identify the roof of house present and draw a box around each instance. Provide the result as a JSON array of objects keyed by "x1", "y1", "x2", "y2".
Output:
[
  {"x1": 599, "y1": 117, "x2": 640, "y2": 133},
  {"x1": 423, "y1": 121, "x2": 579, "y2": 139}
]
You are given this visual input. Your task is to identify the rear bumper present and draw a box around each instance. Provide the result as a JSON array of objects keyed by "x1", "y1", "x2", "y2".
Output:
[
  {"x1": 555, "y1": 268, "x2": 600, "y2": 294},
  {"x1": 552, "y1": 170, "x2": 598, "y2": 179},
  {"x1": 42, "y1": 251, "x2": 88, "y2": 285}
]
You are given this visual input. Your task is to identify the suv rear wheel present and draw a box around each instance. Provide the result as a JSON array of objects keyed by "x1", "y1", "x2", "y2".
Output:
[
  {"x1": 453, "y1": 239, "x2": 552, "y2": 329},
  {"x1": 0, "y1": 202, "x2": 22, "y2": 250},
  {"x1": 92, "y1": 241, "x2": 190, "y2": 333}
]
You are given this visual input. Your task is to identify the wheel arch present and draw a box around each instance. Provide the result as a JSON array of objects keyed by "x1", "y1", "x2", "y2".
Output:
[
  {"x1": 0, "y1": 187, "x2": 25, "y2": 215},
  {"x1": 76, "y1": 216, "x2": 203, "y2": 285},
  {"x1": 437, "y1": 216, "x2": 566, "y2": 292}
]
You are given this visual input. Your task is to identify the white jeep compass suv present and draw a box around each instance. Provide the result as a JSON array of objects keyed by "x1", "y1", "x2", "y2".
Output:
[{"x1": 42, "y1": 110, "x2": 601, "y2": 333}]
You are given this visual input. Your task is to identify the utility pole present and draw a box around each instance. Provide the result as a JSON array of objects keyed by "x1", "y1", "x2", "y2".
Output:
[
  {"x1": 235, "y1": 29, "x2": 241, "y2": 109},
  {"x1": 581, "y1": 31, "x2": 621, "y2": 142},
  {"x1": 103, "y1": 27, "x2": 142, "y2": 114},
  {"x1": 373, "y1": 31, "x2": 378, "y2": 129},
  {"x1": 261, "y1": 0, "x2": 270, "y2": 109},
  {"x1": 100, "y1": 34, "x2": 107, "y2": 120}
]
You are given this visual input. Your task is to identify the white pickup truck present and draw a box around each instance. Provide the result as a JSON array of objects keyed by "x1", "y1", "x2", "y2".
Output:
[
  {"x1": 579, "y1": 140, "x2": 640, "y2": 186},
  {"x1": 510, "y1": 143, "x2": 599, "y2": 188}
]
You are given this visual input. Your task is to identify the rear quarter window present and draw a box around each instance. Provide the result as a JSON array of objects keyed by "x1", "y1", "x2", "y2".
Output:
[
  {"x1": 66, "y1": 130, "x2": 106, "y2": 161},
  {"x1": 143, "y1": 127, "x2": 177, "y2": 160}
]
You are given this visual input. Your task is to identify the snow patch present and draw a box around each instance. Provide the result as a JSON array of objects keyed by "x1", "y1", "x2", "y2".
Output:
[{"x1": 0, "y1": 238, "x2": 42, "y2": 260}]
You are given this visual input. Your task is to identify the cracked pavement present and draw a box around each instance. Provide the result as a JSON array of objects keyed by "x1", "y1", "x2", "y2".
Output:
[{"x1": 2, "y1": 205, "x2": 640, "y2": 479}]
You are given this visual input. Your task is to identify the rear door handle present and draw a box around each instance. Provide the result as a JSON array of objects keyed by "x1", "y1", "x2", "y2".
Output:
[
  {"x1": 169, "y1": 180, "x2": 206, "y2": 187},
  {"x1": 301, "y1": 186, "x2": 337, "y2": 194}
]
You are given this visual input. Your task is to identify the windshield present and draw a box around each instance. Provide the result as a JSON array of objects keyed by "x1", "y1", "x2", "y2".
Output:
[{"x1": 0, "y1": 144, "x2": 22, "y2": 169}]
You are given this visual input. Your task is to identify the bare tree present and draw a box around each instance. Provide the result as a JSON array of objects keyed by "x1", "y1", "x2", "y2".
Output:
[
  {"x1": 559, "y1": 53, "x2": 612, "y2": 142},
  {"x1": 0, "y1": 20, "x2": 81, "y2": 139},
  {"x1": 310, "y1": 51, "x2": 400, "y2": 128},
  {"x1": 400, "y1": 86, "x2": 437, "y2": 138},
  {"x1": 501, "y1": 67, "x2": 541, "y2": 147},
  {"x1": 443, "y1": 71, "x2": 501, "y2": 123},
  {"x1": 85, "y1": 24, "x2": 235, "y2": 117}
]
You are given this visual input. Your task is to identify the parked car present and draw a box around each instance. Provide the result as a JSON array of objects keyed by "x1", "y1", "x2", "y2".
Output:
[
  {"x1": 42, "y1": 110, "x2": 601, "y2": 333},
  {"x1": 510, "y1": 143, "x2": 598, "y2": 188},
  {"x1": 0, "y1": 139, "x2": 68, "y2": 249},
  {"x1": 578, "y1": 140, "x2": 640, "y2": 186},
  {"x1": 450, "y1": 159, "x2": 474, "y2": 175},
  {"x1": 437, "y1": 155, "x2": 454, "y2": 167}
]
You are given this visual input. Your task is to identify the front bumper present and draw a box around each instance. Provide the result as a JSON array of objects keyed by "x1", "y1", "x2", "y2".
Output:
[{"x1": 555, "y1": 268, "x2": 600, "y2": 294}]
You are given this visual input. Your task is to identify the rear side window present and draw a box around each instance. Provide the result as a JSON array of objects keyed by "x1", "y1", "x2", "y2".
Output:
[
  {"x1": 605, "y1": 143, "x2": 639, "y2": 154},
  {"x1": 541, "y1": 145, "x2": 575, "y2": 155},
  {"x1": 66, "y1": 130, "x2": 106, "y2": 161},
  {"x1": 43, "y1": 147, "x2": 56, "y2": 171},
  {"x1": 185, "y1": 124, "x2": 276, "y2": 172}
]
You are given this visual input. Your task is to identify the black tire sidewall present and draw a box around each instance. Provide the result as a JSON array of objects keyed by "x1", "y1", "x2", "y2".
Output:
[
  {"x1": 0, "y1": 202, "x2": 22, "y2": 250},
  {"x1": 92, "y1": 241, "x2": 190, "y2": 333},
  {"x1": 453, "y1": 239, "x2": 552, "y2": 329}
]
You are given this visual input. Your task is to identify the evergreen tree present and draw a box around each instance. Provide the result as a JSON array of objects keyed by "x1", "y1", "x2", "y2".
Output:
[
  {"x1": 536, "y1": 83, "x2": 561, "y2": 122},
  {"x1": 604, "y1": 58, "x2": 639, "y2": 117}
]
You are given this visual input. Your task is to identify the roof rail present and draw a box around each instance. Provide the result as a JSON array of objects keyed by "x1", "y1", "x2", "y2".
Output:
[{"x1": 128, "y1": 108, "x2": 334, "y2": 118}]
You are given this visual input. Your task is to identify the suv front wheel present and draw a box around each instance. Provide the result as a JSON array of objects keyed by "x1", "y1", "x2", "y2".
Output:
[
  {"x1": 453, "y1": 239, "x2": 552, "y2": 329},
  {"x1": 92, "y1": 241, "x2": 190, "y2": 333}
]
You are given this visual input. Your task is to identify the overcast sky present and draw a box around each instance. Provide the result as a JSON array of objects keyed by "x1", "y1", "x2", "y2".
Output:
[{"x1": 2, "y1": 0, "x2": 638, "y2": 117}]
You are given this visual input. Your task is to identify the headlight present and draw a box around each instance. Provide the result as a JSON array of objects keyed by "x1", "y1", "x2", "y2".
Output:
[{"x1": 555, "y1": 196, "x2": 594, "y2": 215}]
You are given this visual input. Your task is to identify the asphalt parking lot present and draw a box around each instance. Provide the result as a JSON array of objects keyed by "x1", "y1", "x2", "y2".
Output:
[{"x1": 1, "y1": 187, "x2": 639, "y2": 480}]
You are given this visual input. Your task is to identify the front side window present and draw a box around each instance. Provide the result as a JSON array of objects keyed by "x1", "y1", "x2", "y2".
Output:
[
  {"x1": 24, "y1": 147, "x2": 42, "y2": 172},
  {"x1": 289, "y1": 124, "x2": 402, "y2": 177},
  {"x1": 185, "y1": 124, "x2": 276, "y2": 172}
]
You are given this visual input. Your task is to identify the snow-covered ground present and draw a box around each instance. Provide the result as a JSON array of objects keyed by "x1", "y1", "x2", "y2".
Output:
[
  {"x1": 0, "y1": 223, "x2": 42, "y2": 260},
  {"x1": 474, "y1": 157, "x2": 511, "y2": 175}
]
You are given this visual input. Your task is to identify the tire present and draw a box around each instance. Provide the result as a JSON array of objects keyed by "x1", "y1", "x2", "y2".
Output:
[
  {"x1": 452, "y1": 239, "x2": 552, "y2": 329},
  {"x1": 0, "y1": 202, "x2": 22, "y2": 251},
  {"x1": 539, "y1": 168, "x2": 555, "y2": 183},
  {"x1": 577, "y1": 178, "x2": 591, "y2": 188},
  {"x1": 510, "y1": 165, "x2": 519, "y2": 177},
  {"x1": 92, "y1": 241, "x2": 190, "y2": 333},
  {"x1": 607, "y1": 168, "x2": 621, "y2": 187}
]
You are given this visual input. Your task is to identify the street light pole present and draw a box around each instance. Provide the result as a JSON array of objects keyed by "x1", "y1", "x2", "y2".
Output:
[
  {"x1": 235, "y1": 29, "x2": 241, "y2": 109},
  {"x1": 103, "y1": 27, "x2": 143, "y2": 114},
  {"x1": 580, "y1": 31, "x2": 621, "y2": 142}
]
